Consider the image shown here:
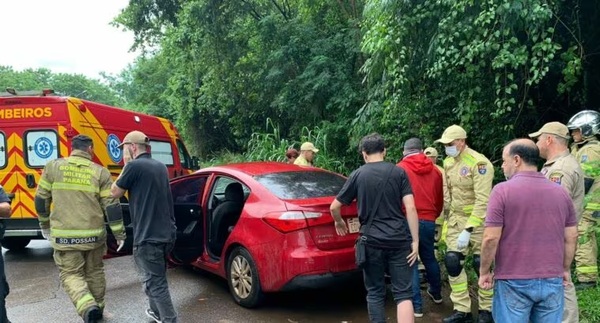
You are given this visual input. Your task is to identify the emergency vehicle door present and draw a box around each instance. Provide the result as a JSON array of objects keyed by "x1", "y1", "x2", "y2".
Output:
[
  {"x1": 24, "y1": 130, "x2": 59, "y2": 190},
  {"x1": 0, "y1": 133, "x2": 13, "y2": 212}
]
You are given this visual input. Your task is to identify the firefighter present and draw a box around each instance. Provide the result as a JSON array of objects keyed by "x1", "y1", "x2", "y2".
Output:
[
  {"x1": 35, "y1": 135, "x2": 126, "y2": 323},
  {"x1": 435, "y1": 125, "x2": 494, "y2": 323},
  {"x1": 567, "y1": 110, "x2": 600, "y2": 289},
  {"x1": 529, "y1": 122, "x2": 584, "y2": 323},
  {"x1": 294, "y1": 142, "x2": 319, "y2": 166},
  {"x1": 424, "y1": 147, "x2": 450, "y2": 243}
]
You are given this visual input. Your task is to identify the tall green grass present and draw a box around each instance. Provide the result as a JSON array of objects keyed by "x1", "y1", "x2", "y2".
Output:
[{"x1": 242, "y1": 118, "x2": 349, "y2": 174}]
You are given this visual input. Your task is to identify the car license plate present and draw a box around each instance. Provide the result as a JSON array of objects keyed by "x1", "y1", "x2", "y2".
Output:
[{"x1": 347, "y1": 217, "x2": 360, "y2": 233}]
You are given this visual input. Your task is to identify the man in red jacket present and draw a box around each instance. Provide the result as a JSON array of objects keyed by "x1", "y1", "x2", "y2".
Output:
[{"x1": 398, "y1": 138, "x2": 444, "y2": 317}]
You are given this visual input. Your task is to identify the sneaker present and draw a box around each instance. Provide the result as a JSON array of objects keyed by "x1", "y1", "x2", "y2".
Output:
[
  {"x1": 477, "y1": 310, "x2": 493, "y2": 323},
  {"x1": 414, "y1": 308, "x2": 424, "y2": 318},
  {"x1": 145, "y1": 309, "x2": 162, "y2": 323},
  {"x1": 83, "y1": 305, "x2": 102, "y2": 323},
  {"x1": 443, "y1": 310, "x2": 473, "y2": 323},
  {"x1": 427, "y1": 289, "x2": 443, "y2": 304}
]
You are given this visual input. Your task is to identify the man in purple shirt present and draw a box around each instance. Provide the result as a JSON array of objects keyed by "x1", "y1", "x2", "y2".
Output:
[{"x1": 479, "y1": 139, "x2": 578, "y2": 322}]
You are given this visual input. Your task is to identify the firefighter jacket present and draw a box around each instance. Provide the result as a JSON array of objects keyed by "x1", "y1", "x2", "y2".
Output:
[
  {"x1": 443, "y1": 146, "x2": 494, "y2": 229},
  {"x1": 541, "y1": 151, "x2": 585, "y2": 221},
  {"x1": 572, "y1": 139, "x2": 600, "y2": 216},
  {"x1": 35, "y1": 149, "x2": 125, "y2": 251}
]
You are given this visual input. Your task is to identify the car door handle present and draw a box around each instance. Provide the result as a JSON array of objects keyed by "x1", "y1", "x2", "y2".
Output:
[{"x1": 26, "y1": 174, "x2": 36, "y2": 188}]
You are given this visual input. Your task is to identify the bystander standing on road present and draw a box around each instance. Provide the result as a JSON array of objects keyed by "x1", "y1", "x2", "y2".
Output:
[
  {"x1": 294, "y1": 142, "x2": 318, "y2": 166},
  {"x1": 479, "y1": 139, "x2": 578, "y2": 322},
  {"x1": 110, "y1": 131, "x2": 178, "y2": 323},
  {"x1": 35, "y1": 135, "x2": 126, "y2": 323},
  {"x1": 0, "y1": 185, "x2": 12, "y2": 323},
  {"x1": 330, "y1": 133, "x2": 419, "y2": 323},
  {"x1": 529, "y1": 122, "x2": 584, "y2": 323},
  {"x1": 398, "y1": 138, "x2": 444, "y2": 317}
]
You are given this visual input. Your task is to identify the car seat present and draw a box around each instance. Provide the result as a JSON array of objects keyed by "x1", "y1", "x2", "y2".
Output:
[{"x1": 210, "y1": 182, "x2": 244, "y2": 256}]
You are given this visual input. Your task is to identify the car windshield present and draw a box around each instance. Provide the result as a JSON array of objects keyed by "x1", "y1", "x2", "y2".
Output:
[{"x1": 254, "y1": 171, "x2": 346, "y2": 199}]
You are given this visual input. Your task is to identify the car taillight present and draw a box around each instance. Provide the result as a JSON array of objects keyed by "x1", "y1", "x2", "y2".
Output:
[{"x1": 263, "y1": 211, "x2": 324, "y2": 233}]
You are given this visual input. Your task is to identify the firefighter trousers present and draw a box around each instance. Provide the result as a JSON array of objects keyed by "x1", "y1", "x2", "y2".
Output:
[
  {"x1": 53, "y1": 245, "x2": 106, "y2": 317},
  {"x1": 575, "y1": 215, "x2": 598, "y2": 283},
  {"x1": 562, "y1": 281, "x2": 579, "y2": 323},
  {"x1": 445, "y1": 219, "x2": 493, "y2": 313}
]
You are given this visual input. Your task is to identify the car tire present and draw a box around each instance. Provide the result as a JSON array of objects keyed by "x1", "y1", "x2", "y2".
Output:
[
  {"x1": 227, "y1": 247, "x2": 264, "y2": 308},
  {"x1": 0, "y1": 237, "x2": 31, "y2": 251}
]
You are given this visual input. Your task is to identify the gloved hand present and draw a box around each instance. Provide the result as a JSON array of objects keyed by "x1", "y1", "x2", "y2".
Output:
[
  {"x1": 41, "y1": 228, "x2": 50, "y2": 240},
  {"x1": 456, "y1": 229, "x2": 471, "y2": 250},
  {"x1": 116, "y1": 240, "x2": 125, "y2": 252}
]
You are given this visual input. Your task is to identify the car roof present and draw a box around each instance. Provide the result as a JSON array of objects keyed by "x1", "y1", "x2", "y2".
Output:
[{"x1": 197, "y1": 161, "x2": 334, "y2": 176}]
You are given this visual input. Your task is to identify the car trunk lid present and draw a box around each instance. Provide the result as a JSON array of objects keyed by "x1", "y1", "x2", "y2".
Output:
[{"x1": 284, "y1": 197, "x2": 359, "y2": 250}]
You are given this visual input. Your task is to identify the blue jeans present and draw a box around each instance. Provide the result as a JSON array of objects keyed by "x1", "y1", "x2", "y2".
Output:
[
  {"x1": 493, "y1": 278, "x2": 564, "y2": 323},
  {"x1": 134, "y1": 242, "x2": 178, "y2": 323},
  {"x1": 411, "y1": 220, "x2": 441, "y2": 310},
  {"x1": 363, "y1": 245, "x2": 413, "y2": 323}
]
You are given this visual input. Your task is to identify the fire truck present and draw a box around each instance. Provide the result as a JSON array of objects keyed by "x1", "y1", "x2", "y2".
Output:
[{"x1": 0, "y1": 89, "x2": 198, "y2": 254}]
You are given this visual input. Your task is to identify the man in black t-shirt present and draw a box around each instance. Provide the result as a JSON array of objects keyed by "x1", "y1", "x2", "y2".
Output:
[
  {"x1": 110, "y1": 130, "x2": 178, "y2": 323},
  {"x1": 330, "y1": 133, "x2": 419, "y2": 323}
]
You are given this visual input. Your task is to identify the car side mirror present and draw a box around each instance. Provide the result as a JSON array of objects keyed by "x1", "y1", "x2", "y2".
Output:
[{"x1": 191, "y1": 156, "x2": 200, "y2": 170}]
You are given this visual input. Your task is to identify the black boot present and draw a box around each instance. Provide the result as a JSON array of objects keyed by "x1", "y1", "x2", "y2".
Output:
[
  {"x1": 477, "y1": 310, "x2": 493, "y2": 323},
  {"x1": 443, "y1": 310, "x2": 474, "y2": 323},
  {"x1": 83, "y1": 305, "x2": 101, "y2": 323}
]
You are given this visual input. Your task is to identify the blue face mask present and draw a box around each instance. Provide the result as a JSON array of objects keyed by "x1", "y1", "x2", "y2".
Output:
[{"x1": 445, "y1": 145, "x2": 459, "y2": 157}]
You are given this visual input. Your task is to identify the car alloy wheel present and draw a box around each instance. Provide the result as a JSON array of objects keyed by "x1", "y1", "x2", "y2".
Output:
[
  {"x1": 227, "y1": 247, "x2": 264, "y2": 307},
  {"x1": 231, "y1": 254, "x2": 252, "y2": 298}
]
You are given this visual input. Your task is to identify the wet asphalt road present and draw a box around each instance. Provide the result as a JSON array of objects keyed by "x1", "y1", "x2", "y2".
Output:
[{"x1": 3, "y1": 241, "x2": 453, "y2": 323}]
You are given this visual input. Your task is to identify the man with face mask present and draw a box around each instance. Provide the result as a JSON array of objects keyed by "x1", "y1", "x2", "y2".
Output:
[
  {"x1": 529, "y1": 122, "x2": 584, "y2": 323},
  {"x1": 567, "y1": 110, "x2": 600, "y2": 290},
  {"x1": 435, "y1": 125, "x2": 494, "y2": 323}
]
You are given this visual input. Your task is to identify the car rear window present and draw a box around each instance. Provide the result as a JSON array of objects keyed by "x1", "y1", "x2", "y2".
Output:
[{"x1": 254, "y1": 171, "x2": 346, "y2": 199}]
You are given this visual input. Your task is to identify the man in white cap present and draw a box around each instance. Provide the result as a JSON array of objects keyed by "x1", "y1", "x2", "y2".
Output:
[
  {"x1": 294, "y1": 142, "x2": 319, "y2": 166},
  {"x1": 111, "y1": 131, "x2": 178, "y2": 323},
  {"x1": 435, "y1": 125, "x2": 494, "y2": 323},
  {"x1": 529, "y1": 121, "x2": 584, "y2": 323}
]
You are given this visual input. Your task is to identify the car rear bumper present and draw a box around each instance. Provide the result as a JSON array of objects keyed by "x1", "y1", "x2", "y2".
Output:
[
  {"x1": 271, "y1": 245, "x2": 358, "y2": 291},
  {"x1": 280, "y1": 269, "x2": 361, "y2": 291}
]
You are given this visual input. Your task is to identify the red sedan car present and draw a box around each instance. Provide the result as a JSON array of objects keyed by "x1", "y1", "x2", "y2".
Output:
[{"x1": 168, "y1": 162, "x2": 360, "y2": 307}]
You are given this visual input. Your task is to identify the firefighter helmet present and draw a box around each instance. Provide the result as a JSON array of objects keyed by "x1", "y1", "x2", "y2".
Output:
[{"x1": 567, "y1": 110, "x2": 600, "y2": 138}]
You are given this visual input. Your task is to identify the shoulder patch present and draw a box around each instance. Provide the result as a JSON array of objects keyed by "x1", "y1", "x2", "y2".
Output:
[
  {"x1": 477, "y1": 162, "x2": 487, "y2": 175},
  {"x1": 549, "y1": 172, "x2": 563, "y2": 185}
]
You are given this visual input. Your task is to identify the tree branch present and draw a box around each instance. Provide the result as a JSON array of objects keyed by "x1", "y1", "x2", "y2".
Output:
[
  {"x1": 271, "y1": 0, "x2": 289, "y2": 20},
  {"x1": 241, "y1": 0, "x2": 263, "y2": 21}
]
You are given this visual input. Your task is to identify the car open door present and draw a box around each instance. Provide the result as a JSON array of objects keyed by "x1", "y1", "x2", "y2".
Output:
[{"x1": 170, "y1": 175, "x2": 208, "y2": 264}]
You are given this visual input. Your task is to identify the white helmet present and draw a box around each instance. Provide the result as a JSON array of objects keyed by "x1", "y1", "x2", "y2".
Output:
[{"x1": 567, "y1": 110, "x2": 600, "y2": 138}]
